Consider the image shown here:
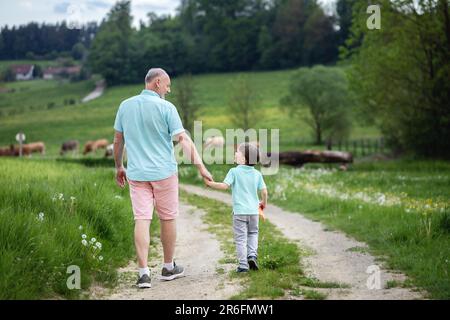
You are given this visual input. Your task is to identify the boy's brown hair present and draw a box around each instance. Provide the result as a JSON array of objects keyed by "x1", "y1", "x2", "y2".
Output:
[{"x1": 238, "y1": 143, "x2": 260, "y2": 166}]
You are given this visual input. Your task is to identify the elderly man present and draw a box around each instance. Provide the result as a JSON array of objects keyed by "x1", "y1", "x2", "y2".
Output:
[{"x1": 113, "y1": 68, "x2": 212, "y2": 288}]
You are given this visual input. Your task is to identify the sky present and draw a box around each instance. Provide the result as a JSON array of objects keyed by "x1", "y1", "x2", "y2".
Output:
[{"x1": 0, "y1": 0, "x2": 336, "y2": 29}]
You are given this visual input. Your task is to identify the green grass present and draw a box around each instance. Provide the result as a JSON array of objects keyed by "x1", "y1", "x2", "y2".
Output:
[
  {"x1": 0, "y1": 158, "x2": 159, "y2": 299},
  {"x1": 0, "y1": 79, "x2": 95, "y2": 116},
  {"x1": 181, "y1": 191, "x2": 336, "y2": 300},
  {"x1": 178, "y1": 159, "x2": 450, "y2": 299},
  {"x1": 0, "y1": 68, "x2": 380, "y2": 155}
]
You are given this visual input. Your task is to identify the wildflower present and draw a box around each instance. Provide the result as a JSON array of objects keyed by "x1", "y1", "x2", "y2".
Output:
[
  {"x1": 81, "y1": 234, "x2": 87, "y2": 239},
  {"x1": 58, "y1": 193, "x2": 64, "y2": 200},
  {"x1": 78, "y1": 225, "x2": 83, "y2": 230},
  {"x1": 37, "y1": 212, "x2": 44, "y2": 221},
  {"x1": 70, "y1": 196, "x2": 76, "y2": 201},
  {"x1": 98, "y1": 256, "x2": 103, "y2": 261},
  {"x1": 95, "y1": 242, "x2": 102, "y2": 249},
  {"x1": 90, "y1": 237, "x2": 96, "y2": 243},
  {"x1": 81, "y1": 240, "x2": 88, "y2": 246}
]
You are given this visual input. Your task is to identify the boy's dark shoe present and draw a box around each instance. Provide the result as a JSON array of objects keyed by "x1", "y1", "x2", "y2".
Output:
[
  {"x1": 248, "y1": 256, "x2": 259, "y2": 271},
  {"x1": 236, "y1": 267, "x2": 249, "y2": 273},
  {"x1": 136, "y1": 274, "x2": 152, "y2": 289}
]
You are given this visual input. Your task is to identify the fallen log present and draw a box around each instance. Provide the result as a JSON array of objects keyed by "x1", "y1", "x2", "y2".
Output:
[{"x1": 262, "y1": 150, "x2": 353, "y2": 168}]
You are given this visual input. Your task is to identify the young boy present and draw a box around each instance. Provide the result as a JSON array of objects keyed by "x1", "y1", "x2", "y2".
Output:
[{"x1": 205, "y1": 143, "x2": 268, "y2": 272}]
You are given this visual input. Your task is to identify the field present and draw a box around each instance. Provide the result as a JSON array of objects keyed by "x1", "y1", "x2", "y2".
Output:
[
  {"x1": 178, "y1": 160, "x2": 450, "y2": 299},
  {"x1": 0, "y1": 69, "x2": 380, "y2": 155},
  {"x1": 1, "y1": 67, "x2": 448, "y2": 300},
  {"x1": 0, "y1": 158, "x2": 160, "y2": 299}
]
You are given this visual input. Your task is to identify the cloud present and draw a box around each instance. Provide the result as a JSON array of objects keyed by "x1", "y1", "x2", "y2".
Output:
[
  {"x1": 19, "y1": 1, "x2": 33, "y2": 10},
  {"x1": 53, "y1": 2, "x2": 71, "y2": 14},
  {"x1": 86, "y1": 0, "x2": 111, "y2": 10}
]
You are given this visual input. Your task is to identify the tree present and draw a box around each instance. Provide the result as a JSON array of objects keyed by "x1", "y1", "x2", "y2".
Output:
[
  {"x1": 88, "y1": 1, "x2": 136, "y2": 85},
  {"x1": 347, "y1": 0, "x2": 450, "y2": 158},
  {"x1": 172, "y1": 74, "x2": 200, "y2": 135},
  {"x1": 71, "y1": 43, "x2": 86, "y2": 60},
  {"x1": 281, "y1": 66, "x2": 352, "y2": 145},
  {"x1": 228, "y1": 76, "x2": 262, "y2": 131}
]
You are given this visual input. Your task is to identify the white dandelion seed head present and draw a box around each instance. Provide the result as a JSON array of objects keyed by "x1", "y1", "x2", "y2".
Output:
[
  {"x1": 81, "y1": 234, "x2": 87, "y2": 239},
  {"x1": 91, "y1": 237, "x2": 96, "y2": 243},
  {"x1": 78, "y1": 225, "x2": 83, "y2": 230},
  {"x1": 81, "y1": 239, "x2": 88, "y2": 246},
  {"x1": 98, "y1": 256, "x2": 103, "y2": 261}
]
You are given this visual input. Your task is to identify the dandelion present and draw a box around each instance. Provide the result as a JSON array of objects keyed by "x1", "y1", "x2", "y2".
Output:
[
  {"x1": 58, "y1": 193, "x2": 64, "y2": 200},
  {"x1": 37, "y1": 212, "x2": 44, "y2": 222},
  {"x1": 98, "y1": 256, "x2": 103, "y2": 261},
  {"x1": 78, "y1": 225, "x2": 83, "y2": 230},
  {"x1": 95, "y1": 242, "x2": 102, "y2": 249},
  {"x1": 90, "y1": 237, "x2": 96, "y2": 243},
  {"x1": 81, "y1": 239, "x2": 88, "y2": 246},
  {"x1": 81, "y1": 234, "x2": 87, "y2": 239}
]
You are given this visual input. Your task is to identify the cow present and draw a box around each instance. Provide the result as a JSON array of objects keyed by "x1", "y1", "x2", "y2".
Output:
[
  {"x1": 0, "y1": 146, "x2": 15, "y2": 156},
  {"x1": 15, "y1": 142, "x2": 46, "y2": 156},
  {"x1": 60, "y1": 140, "x2": 79, "y2": 156},
  {"x1": 204, "y1": 136, "x2": 225, "y2": 150},
  {"x1": 83, "y1": 139, "x2": 109, "y2": 155},
  {"x1": 104, "y1": 144, "x2": 114, "y2": 157},
  {"x1": 104, "y1": 143, "x2": 127, "y2": 162}
]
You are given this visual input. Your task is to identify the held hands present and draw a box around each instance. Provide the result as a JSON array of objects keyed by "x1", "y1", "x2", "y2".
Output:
[{"x1": 200, "y1": 166, "x2": 213, "y2": 182}]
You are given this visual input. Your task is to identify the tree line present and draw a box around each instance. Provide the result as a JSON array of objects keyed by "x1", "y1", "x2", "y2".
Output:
[
  {"x1": 88, "y1": 0, "x2": 347, "y2": 85},
  {"x1": 0, "y1": 22, "x2": 98, "y2": 60}
]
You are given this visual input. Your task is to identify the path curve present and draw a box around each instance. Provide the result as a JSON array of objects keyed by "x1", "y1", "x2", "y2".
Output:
[{"x1": 180, "y1": 184, "x2": 425, "y2": 300}]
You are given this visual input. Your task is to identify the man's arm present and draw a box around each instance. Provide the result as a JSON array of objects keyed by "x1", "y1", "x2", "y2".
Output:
[
  {"x1": 175, "y1": 131, "x2": 212, "y2": 181},
  {"x1": 114, "y1": 131, "x2": 127, "y2": 188}
]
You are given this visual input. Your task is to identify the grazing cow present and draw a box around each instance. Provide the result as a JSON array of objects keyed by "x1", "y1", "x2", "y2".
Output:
[
  {"x1": 83, "y1": 139, "x2": 109, "y2": 155},
  {"x1": 104, "y1": 144, "x2": 114, "y2": 157},
  {"x1": 0, "y1": 146, "x2": 15, "y2": 156},
  {"x1": 204, "y1": 136, "x2": 225, "y2": 150},
  {"x1": 60, "y1": 140, "x2": 79, "y2": 156},
  {"x1": 104, "y1": 143, "x2": 127, "y2": 162},
  {"x1": 19, "y1": 142, "x2": 45, "y2": 156}
]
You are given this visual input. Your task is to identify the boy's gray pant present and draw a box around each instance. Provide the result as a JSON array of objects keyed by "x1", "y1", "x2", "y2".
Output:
[{"x1": 233, "y1": 215, "x2": 259, "y2": 269}]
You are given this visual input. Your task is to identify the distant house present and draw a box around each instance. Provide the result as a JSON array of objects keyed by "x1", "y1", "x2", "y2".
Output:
[
  {"x1": 43, "y1": 66, "x2": 81, "y2": 80},
  {"x1": 11, "y1": 64, "x2": 35, "y2": 81}
]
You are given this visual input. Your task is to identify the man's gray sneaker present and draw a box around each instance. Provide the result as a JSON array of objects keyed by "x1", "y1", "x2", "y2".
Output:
[
  {"x1": 136, "y1": 273, "x2": 152, "y2": 289},
  {"x1": 161, "y1": 261, "x2": 185, "y2": 281}
]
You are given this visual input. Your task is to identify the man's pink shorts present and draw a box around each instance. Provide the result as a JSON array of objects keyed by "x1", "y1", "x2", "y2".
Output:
[{"x1": 128, "y1": 174, "x2": 179, "y2": 221}]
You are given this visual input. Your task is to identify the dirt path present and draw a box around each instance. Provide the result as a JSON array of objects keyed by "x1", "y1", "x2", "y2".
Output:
[
  {"x1": 92, "y1": 202, "x2": 240, "y2": 300},
  {"x1": 81, "y1": 80, "x2": 105, "y2": 103},
  {"x1": 180, "y1": 184, "x2": 425, "y2": 300}
]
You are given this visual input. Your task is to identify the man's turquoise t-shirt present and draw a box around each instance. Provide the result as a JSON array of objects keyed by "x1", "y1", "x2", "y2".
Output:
[
  {"x1": 223, "y1": 165, "x2": 267, "y2": 215},
  {"x1": 114, "y1": 89, "x2": 185, "y2": 182}
]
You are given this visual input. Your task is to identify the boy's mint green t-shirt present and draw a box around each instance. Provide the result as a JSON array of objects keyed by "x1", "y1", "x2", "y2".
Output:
[
  {"x1": 223, "y1": 165, "x2": 267, "y2": 215},
  {"x1": 114, "y1": 90, "x2": 185, "y2": 182}
]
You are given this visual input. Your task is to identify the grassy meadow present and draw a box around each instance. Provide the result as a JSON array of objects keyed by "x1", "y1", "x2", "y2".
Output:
[
  {"x1": 1, "y1": 67, "x2": 448, "y2": 300},
  {"x1": 0, "y1": 158, "x2": 160, "y2": 299},
  {"x1": 0, "y1": 68, "x2": 380, "y2": 155},
  {"x1": 178, "y1": 160, "x2": 450, "y2": 299}
]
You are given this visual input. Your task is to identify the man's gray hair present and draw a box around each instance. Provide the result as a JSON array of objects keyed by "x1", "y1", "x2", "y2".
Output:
[{"x1": 145, "y1": 68, "x2": 169, "y2": 83}]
